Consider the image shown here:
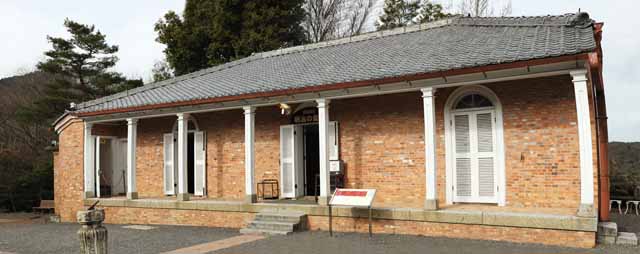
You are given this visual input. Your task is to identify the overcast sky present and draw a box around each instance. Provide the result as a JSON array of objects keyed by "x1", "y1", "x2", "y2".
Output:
[{"x1": 0, "y1": 0, "x2": 638, "y2": 142}]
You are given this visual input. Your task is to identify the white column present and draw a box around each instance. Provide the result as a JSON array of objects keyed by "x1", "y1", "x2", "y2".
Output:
[
  {"x1": 83, "y1": 122, "x2": 96, "y2": 198},
  {"x1": 317, "y1": 99, "x2": 331, "y2": 205},
  {"x1": 126, "y1": 118, "x2": 138, "y2": 199},
  {"x1": 176, "y1": 113, "x2": 190, "y2": 201},
  {"x1": 243, "y1": 106, "x2": 256, "y2": 203},
  {"x1": 571, "y1": 69, "x2": 595, "y2": 217},
  {"x1": 422, "y1": 88, "x2": 438, "y2": 210}
]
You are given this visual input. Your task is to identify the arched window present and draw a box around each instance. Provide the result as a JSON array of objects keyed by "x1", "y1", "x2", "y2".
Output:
[{"x1": 454, "y1": 94, "x2": 493, "y2": 109}]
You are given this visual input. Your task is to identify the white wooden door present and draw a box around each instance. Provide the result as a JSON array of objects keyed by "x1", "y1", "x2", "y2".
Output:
[
  {"x1": 163, "y1": 133, "x2": 175, "y2": 195},
  {"x1": 280, "y1": 125, "x2": 297, "y2": 198},
  {"x1": 452, "y1": 110, "x2": 498, "y2": 203},
  {"x1": 193, "y1": 131, "x2": 206, "y2": 196}
]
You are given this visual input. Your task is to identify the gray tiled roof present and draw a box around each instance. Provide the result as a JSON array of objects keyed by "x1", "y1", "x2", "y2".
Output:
[{"x1": 76, "y1": 13, "x2": 596, "y2": 114}]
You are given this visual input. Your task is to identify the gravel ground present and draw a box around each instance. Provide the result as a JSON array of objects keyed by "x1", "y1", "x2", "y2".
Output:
[
  {"x1": 0, "y1": 223, "x2": 238, "y2": 254},
  {"x1": 218, "y1": 231, "x2": 640, "y2": 254},
  {"x1": 1, "y1": 220, "x2": 639, "y2": 254}
]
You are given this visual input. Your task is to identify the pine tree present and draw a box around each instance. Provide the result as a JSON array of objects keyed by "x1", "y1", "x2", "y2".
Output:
[
  {"x1": 377, "y1": 0, "x2": 421, "y2": 30},
  {"x1": 18, "y1": 19, "x2": 142, "y2": 125},
  {"x1": 419, "y1": 1, "x2": 450, "y2": 23},
  {"x1": 155, "y1": 0, "x2": 307, "y2": 76}
]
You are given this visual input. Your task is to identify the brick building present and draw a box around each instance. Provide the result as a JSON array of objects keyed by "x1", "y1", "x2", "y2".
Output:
[{"x1": 52, "y1": 13, "x2": 610, "y2": 248}]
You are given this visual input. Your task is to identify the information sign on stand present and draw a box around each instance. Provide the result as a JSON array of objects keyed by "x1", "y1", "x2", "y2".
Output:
[{"x1": 328, "y1": 188, "x2": 376, "y2": 238}]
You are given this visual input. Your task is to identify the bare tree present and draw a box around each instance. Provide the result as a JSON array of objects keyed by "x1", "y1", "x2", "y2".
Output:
[
  {"x1": 304, "y1": 0, "x2": 343, "y2": 42},
  {"x1": 458, "y1": 0, "x2": 511, "y2": 17},
  {"x1": 340, "y1": 0, "x2": 376, "y2": 37},
  {"x1": 304, "y1": 0, "x2": 378, "y2": 42}
]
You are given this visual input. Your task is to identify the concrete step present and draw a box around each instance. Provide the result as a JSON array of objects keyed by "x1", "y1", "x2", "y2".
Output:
[
  {"x1": 247, "y1": 221, "x2": 298, "y2": 232},
  {"x1": 239, "y1": 228, "x2": 291, "y2": 236}
]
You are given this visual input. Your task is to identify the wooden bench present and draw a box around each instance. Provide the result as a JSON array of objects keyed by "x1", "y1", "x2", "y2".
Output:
[{"x1": 32, "y1": 200, "x2": 55, "y2": 214}]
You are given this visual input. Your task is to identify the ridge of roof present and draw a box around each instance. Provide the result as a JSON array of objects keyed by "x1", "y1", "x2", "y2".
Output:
[{"x1": 75, "y1": 12, "x2": 593, "y2": 112}]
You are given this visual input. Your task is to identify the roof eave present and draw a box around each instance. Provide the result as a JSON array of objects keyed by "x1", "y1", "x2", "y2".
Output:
[{"x1": 77, "y1": 53, "x2": 592, "y2": 118}]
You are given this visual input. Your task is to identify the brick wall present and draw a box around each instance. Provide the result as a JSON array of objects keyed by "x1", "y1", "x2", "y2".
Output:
[
  {"x1": 92, "y1": 205, "x2": 595, "y2": 248},
  {"x1": 432, "y1": 76, "x2": 597, "y2": 209},
  {"x1": 53, "y1": 120, "x2": 85, "y2": 221},
  {"x1": 136, "y1": 116, "x2": 174, "y2": 198},
  {"x1": 333, "y1": 94, "x2": 426, "y2": 208},
  {"x1": 54, "y1": 75, "x2": 599, "y2": 217},
  {"x1": 307, "y1": 215, "x2": 595, "y2": 248}
]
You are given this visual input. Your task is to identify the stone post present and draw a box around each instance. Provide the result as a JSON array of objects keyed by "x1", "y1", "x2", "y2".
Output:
[{"x1": 77, "y1": 209, "x2": 107, "y2": 254}]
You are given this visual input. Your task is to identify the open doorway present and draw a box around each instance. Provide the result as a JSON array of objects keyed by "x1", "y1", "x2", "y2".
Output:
[
  {"x1": 96, "y1": 137, "x2": 127, "y2": 197},
  {"x1": 164, "y1": 116, "x2": 206, "y2": 197},
  {"x1": 303, "y1": 124, "x2": 319, "y2": 196},
  {"x1": 187, "y1": 133, "x2": 195, "y2": 194}
]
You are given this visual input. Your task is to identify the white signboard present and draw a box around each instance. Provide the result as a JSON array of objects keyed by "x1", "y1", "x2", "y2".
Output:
[{"x1": 329, "y1": 188, "x2": 376, "y2": 207}]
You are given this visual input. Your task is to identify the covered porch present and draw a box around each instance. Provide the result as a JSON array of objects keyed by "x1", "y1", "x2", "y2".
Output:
[{"x1": 78, "y1": 59, "x2": 597, "y2": 217}]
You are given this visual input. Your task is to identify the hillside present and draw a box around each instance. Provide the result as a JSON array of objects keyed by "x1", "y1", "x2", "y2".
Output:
[{"x1": 609, "y1": 142, "x2": 640, "y2": 197}]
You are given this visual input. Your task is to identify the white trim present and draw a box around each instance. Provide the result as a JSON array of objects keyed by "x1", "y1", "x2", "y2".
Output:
[
  {"x1": 83, "y1": 122, "x2": 95, "y2": 198},
  {"x1": 421, "y1": 88, "x2": 437, "y2": 203},
  {"x1": 126, "y1": 118, "x2": 137, "y2": 198},
  {"x1": 176, "y1": 113, "x2": 189, "y2": 197},
  {"x1": 243, "y1": 106, "x2": 256, "y2": 199},
  {"x1": 95, "y1": 136, "x2": 101, "y2": 197},
  {"x1": 444, "y1": 85, "x2": 506, "y2": 206},
  {"x1": 82, "y1": 67, "x2": 578, "y2": 124},
  {"x1": 317, "y1": 99, "x2": 331, "y2": 200},
  {"x1": 570, "y1": 69, "x2": 594, "y2": 206}
]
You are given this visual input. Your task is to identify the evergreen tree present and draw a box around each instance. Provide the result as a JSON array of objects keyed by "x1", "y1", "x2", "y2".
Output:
[
  {"x1": 155, "y1": 0, "x2": 306, "y2": 76},
  {"x1": 419, "y1": 2, "x2": 450, "y2": 23},
  {"x1": 18, "y1": 19, "x2": 142, "y2": 125},
  {"x1": 377, "y1": 0, "x2": 421, "y2": 30}
]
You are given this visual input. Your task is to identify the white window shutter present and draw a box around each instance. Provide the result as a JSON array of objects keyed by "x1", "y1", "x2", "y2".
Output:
[
  {"x1": 454, "y1": 115, "x2": 471, "y2": 198},
  {"x1": 329, "y1": 121, "x2": 339, "y2": 160},
  {"x1": 194, "y1": 131, "x2": 206, "y2": 196},
  {"x1": 476, "y1": 113, "x2": 496, "y2": 198},
  {"x1": 280, "y1": 125, "x2": 295, "y2": 198},
  {"x1": 163, "y1": 133, "x2": 175, "y2": 195}
]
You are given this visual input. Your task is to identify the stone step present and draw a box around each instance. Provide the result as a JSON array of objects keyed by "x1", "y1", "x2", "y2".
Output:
[
  {"x1": 240, "y1": 210, "x2": 308, "y2": 236},
  {"x1": 248, "y1": 221, "x2": 298, "y2": 232},
  {"x1": 616, "y1": 232, "x2": 639, "y2": 246},
  {"x1": 254, "y1": 212, "x2": 306, "y2": 224},
  {"x1": 239, "y1": 228, "x2": 292, "y2": 236}
]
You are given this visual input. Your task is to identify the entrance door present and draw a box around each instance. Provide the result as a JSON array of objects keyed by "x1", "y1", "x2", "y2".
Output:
[
  {"x1": 280, "y1": 125, "x2": 303, "y2": 198},
  {"x1": 452, "y1": 110, "x2": 498, "y2": 203},
  {"x1": 163, "y1": 131, "x2": 206, "y2": 196},
  {"x1": 303, "y1": 124, "x2": 319, "y2": 196}
]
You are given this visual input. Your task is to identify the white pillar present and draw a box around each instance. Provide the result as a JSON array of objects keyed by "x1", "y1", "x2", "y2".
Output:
[
  {"x1": 176, "y1": 113, "x2": 190, "y2": 201},
  {"x1": 422, "y1": 88, "x2": 438, "y2": 210},
  {"x1": 126, "y1": 118, "x2": 138, "y2": 199},
  {"x1": 243, "y1": 106, "x2": 256, "y2": 203},
  {"x1": 571, "y1": 69, "x2": 595, "y2": 217},
  {"x1": 83, "y1": 122, "x2": 96, "y2": 198},
  {"x1": 317, "y1": 99, "x2": 331, "y2": 205}
]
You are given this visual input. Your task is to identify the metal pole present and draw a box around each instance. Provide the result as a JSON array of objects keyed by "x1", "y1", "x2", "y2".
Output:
[
  {"x1": 368, "y1": 206, "x2": 372, "y2": 239},
  {"x1": 329, "y1": 204, "x2": 333, "y2": 237}
]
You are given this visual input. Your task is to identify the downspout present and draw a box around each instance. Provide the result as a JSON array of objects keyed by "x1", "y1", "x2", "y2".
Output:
[{"x1": 588, "y1": 22, "x2": 610, "y2": 221}]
